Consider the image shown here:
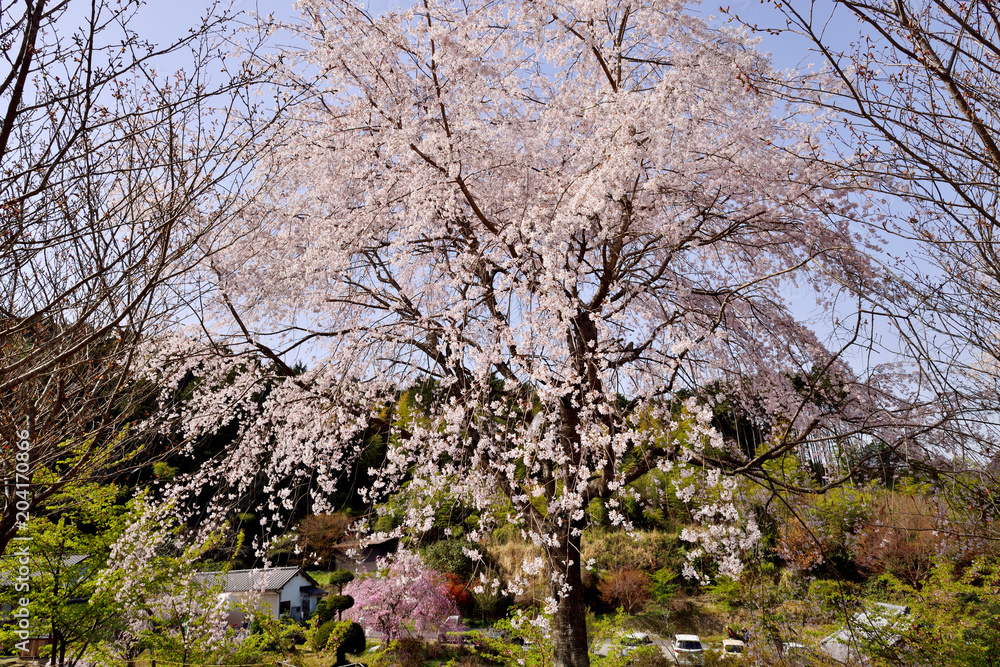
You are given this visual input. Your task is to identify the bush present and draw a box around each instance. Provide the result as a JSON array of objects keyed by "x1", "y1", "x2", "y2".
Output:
[
  {"x1": 598, "y1": 569, "x2": 651, "y2": 614},
  {"x1": 328, "y1": 568, "x2": 355, "y2": 593},
  {"x1": 628, "y1": 646, "x2": 671, "y2": 667},
  {"x1": 444, "y1": 572, "x2": 473, "y2": 613},
  {"x1": 314, "y1": 620, "x2": 366, "y2": 664},
  {"x1": 649, "y1": 567, "x2": 680, "y2": 604},
  {"x1": 338, "y1": 622, "x2": 366, "y2": 660},
  {"x1": 252, "y1": 615, "x2": 306, "y2": 652},
  {"x1": 317, "y1": 594, "x2": 355, "y2": 622},
  {"x1": 367, "y1": 637, "x2": 438, "y2": 667},
  {"x1": 809, "y1": 579, "x2": 852, "y2": 609},
  {"x1": 422, "y1": 539, "x2": 486, "y2": 582},
  {"x1": 314, "y1": 620, "x2": 339, "y2": 652},
  {"x1": 707, "y1": 577, "x2": 745, "y2": 611}
]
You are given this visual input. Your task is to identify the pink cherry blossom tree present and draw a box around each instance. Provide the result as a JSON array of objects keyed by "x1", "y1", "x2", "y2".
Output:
[
  {"x1": 144, "y1": 0, "x2": 921, "y2": 664},
  {"x1": 344, "y1": 551, "x2": 459, "y2": 641}
]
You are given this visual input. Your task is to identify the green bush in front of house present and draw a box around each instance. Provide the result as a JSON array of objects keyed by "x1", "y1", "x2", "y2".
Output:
[{"x1": 314, "y1": 620, "x2": 366, "y2": 664}]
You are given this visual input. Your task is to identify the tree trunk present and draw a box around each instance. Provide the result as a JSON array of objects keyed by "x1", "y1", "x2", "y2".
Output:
[{"x1": 550, "y1": 533, "x2": 590, "y2": 667}]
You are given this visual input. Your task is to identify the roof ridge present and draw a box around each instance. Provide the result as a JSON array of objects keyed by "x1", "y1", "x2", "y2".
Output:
[{"x1": 197, "y1": 565, "x2": 299, "y2": 575}]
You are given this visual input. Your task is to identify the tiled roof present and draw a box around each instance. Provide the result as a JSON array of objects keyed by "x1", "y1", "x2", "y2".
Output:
[
  {"x1": 193, "y1": 566, "x2": 312, "y2": 593},
  {"x1": 0, "y1": 554, "x2": 90, "y2": 586}
]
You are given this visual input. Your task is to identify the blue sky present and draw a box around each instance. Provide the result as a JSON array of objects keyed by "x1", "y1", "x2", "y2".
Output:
[{"x1": 133, "y1": 0, "x2": 856, "y2": 71}]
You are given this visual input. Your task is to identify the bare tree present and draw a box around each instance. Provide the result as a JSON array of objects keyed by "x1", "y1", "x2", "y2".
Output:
[
  {"x1": 0, "y1": 0, "x2": 282, "y2": 555},
  {"x1": 755, "y1": 0, "x2": 1000, "y2": 552}
]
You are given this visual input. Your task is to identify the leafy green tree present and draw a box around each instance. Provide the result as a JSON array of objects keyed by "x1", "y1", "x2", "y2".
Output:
[
  {"x1": 314, "y1": 620, "x2": 365, "y2": 664},
  {"x1": 860, "y1": 558, "x2": 1000, "y2": 667},
  {"x1": 0, "y1": 482, "x2": 128, "y2": 665}
]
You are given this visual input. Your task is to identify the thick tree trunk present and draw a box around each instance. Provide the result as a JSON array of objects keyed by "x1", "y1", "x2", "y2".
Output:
[{"x1": 550, "y1": 533, "x2": 590, "y2": 667}]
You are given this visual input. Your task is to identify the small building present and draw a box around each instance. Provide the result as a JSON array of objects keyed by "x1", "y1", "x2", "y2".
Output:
[
  {"x1": 334, "y1": 535, "x2": 400, "y2": 573},
  {"x1": 195, "y1": 567, "x2": 326, "y2": 621}
]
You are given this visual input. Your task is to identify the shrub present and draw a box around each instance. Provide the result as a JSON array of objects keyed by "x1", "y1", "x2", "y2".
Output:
[
  {"x1": 809, "y1": 579, "x2": 852, "y2": 610},
  {"x1": 314, "y1": 620, "x2": 339, "y2": 652},
  {"x1": 328, "y1": 568, "x2": 355, "y2": 593},
  {"x1": 314, "y1": 620, "x2": 366, "y2": 664},
  {"x1": 598, "y1": 569, "x2": 651, "y2": 613},
  {"x1": 444, "y1": 572, "x2": 472, "y2": 613},
  {"x1": 649, "y1": 567, "x2": 680, "y2": 604},
  {"x1": 628, "y1": 646, "x2": 671, "y2": 667},
  {"x1": 853, "y1": 513, "x2": 944, "y2": 587},
  {"x1": 338, "y1": 622, "x2": 366, "y2": 660},
  {"x1": 707, "y1": 577, "x2": 745, "y2": 611},
  {"x1": 367, "y1": 637, "x2": 432, "y2": 667},
  {"x1": 422, "y1": 539, "x2": 486, "y2": 582},
  {"x1": 253, "y1": 615, "x2": 305, "y2": 652},
  {"x1": 318, "y1": 594, "x2": 355, "y2": 622}
]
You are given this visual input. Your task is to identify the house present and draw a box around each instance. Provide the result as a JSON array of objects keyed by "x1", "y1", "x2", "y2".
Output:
[
  {"x1": 333, "y1": 535, "x2": 399, "y2": 573},
  {"x1": 820, "y1": 602, "x2": 910, "y2": 663},
  {"x1": 194, "y1": 566, "x2": 326, "y2": 621}
]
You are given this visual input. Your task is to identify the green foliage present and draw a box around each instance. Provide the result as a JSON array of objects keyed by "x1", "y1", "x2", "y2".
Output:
[
  {"x1": 468, "y1": 611, "x2": 553, "y2": 666},
  {"x1": 365, "y1": 637, "x2": 443, "y2": 667},
  {"x1": 859, "y1": 558, "x2": 1000, "y2": 667},
  {"x1": 338, "y1": 621, "x2": 366, "y2": 660},
  {"x1": 317, "y1": 594, "x2": 355, "y2": 622},
  {"x1": 314, "y1": 620, "x2": 366, "y2": 664},
  {"x1": 152, "y1": 461, "x2": 179, "y2": 480},
  {"x1": 328, "y1": 568, "x2": 356, "y2": 593},
  {"x1": 707, "y1": 577, "x2": 746, "y2": 611},
  {"x1": 257, "y1": 617, "x2": 306, "y2": 652},
  {"x1": 314, "y1": 620, "x2": 337, "y2": 652},
  {"x1": 649, "y1": 567, "x2": 680, "y2": 604},
  {"x1": 422, "y1": 539, "x2": 486, "y2": 581},
  {"x1": 623, "y1": 470, "x2": 691, "y2": 531},
  {"x1": 220, "y1": 633, "x2": 268, "y2": 665},
  {"x1": 86, "y1": 504, "x2": 250, "y2": 664},
  {"x1": 0, "y1": 481, "x2": 129, "y2": 664},
  {"x1": 808, "y1": 579, "x2": 852, "y2": 610}
]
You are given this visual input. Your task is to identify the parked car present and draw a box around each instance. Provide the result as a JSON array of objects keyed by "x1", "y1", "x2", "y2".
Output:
[
  {"x1": 673, "y1": 634, "x2": 705, "y2": 665},
  {"x1": 623, "y1": 631, "x2": 654, "y2": 653},
  {"x1": 721, "y1": 638, "x2": 745, "y2": 659}
]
